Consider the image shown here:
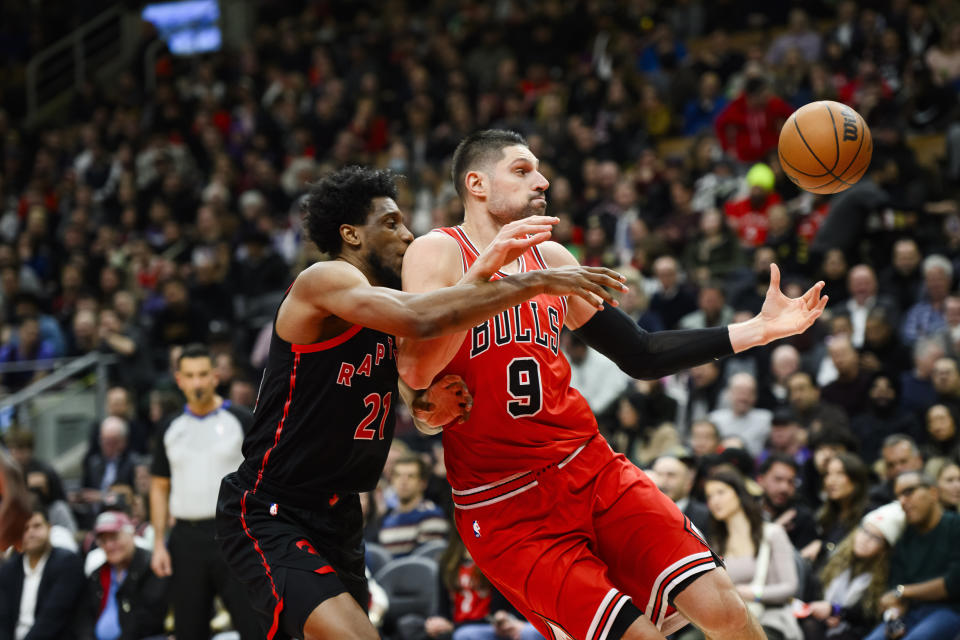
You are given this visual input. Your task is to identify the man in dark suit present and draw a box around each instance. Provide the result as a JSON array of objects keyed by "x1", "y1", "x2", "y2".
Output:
[
  {"x1": 0, "y1": 499, "x2": 85, "y2": 639},
  {"x1": 650, "y1": 452, "x2": 711, "y2": 535},
  {"x1": 76, "y1": 417, "x2": 138, "y2": 519}
]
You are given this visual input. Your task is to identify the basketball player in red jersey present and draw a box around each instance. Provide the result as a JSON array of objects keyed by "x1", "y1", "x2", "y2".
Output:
[{"x1": 399, "y1": 131, "x2": 828, "y2": 640}]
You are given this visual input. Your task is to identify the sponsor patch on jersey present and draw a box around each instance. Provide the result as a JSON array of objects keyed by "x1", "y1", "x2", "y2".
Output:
[
  {"x1": 473, "y1": 520, "x2": 481, "y2": 538},
  {"x1": 269, "y1": 503, "x2": 278, "y2": 516}
]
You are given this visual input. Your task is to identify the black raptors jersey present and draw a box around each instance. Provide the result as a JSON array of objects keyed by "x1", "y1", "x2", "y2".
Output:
[{"x1": 237, "y1": 318, "x2": 398, "y2": 507}]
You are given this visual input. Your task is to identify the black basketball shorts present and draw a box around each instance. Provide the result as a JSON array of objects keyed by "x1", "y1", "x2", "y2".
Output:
[{"x1": 215, "y1": 472, "x2": 368, "y2": 640}]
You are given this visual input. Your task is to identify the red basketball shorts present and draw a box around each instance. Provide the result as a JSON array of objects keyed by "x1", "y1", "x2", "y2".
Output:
[{"x1": 452, "y1": 435, "x2": 719, "y2": 640}]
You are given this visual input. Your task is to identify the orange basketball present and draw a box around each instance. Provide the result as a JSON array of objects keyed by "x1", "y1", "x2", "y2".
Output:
[{"x1": 777, "y1": 100, "x2": 872, "y2": 195}]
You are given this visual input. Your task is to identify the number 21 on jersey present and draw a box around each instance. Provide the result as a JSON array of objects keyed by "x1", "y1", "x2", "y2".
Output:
[{"x1": 354, "y1": 392, "x2": 392, "y2": 440}]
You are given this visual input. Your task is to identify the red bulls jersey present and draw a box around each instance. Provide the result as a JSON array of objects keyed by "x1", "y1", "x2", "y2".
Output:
[{"x1": 433, "y1": 226, "x2": 598, "y2": 494}]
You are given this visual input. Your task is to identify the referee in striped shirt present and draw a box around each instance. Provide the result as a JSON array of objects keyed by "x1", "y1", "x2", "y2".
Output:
[{"x1": 149, "y1": 344, "x2": 260, "y2": 639}]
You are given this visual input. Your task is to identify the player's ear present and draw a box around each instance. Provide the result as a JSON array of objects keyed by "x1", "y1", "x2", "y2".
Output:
[
  {"x1": 464, "y1": 169, "x2": 486, "y2": 200},
  {"x1": 340, "y1": 223, "x2": 362, "y2": 250}
]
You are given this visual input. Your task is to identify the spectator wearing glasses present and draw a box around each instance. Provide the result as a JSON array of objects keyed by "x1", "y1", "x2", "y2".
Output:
[{"x1": 863, "y1": 470, "x2": 960, "y2": 640}]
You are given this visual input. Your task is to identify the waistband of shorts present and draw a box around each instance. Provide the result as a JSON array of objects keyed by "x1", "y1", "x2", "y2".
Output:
[
  {"x1": 231, "y1": 469, "x2": 358, "y2": 512},
  {"x1": 174, "y1": 518, "x2": 217, "y2": 528},
  {"x1": 451, "y1": 436, "x2": 595, "y2": 510}
]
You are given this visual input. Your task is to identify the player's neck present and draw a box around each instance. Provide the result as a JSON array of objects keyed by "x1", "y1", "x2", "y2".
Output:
[
  {"x1": 461, "y1": 208, "x2": 505, "y2": 252},
  {"x1": 337, "y1": 254, "x2": 379, "y2": 287}
]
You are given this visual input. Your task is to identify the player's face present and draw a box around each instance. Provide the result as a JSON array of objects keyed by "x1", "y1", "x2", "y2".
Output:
[
  {"x1": 363, "y1": 197, "x2": 413, "y2": 290},
  {"x1": 175, "y1": 356, "x2": 218, "y2": 406},
  {"x1": 486, "y1": 145, "x2": 549, "y2": 222}
]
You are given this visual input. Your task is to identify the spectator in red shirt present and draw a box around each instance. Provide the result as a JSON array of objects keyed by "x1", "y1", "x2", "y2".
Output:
[
  {"x1": 715, "y1": 77, "x2": 795, "y2": 164},
  {"x1": 724, "y1": 163, "x2": 783, "y2": 248}
]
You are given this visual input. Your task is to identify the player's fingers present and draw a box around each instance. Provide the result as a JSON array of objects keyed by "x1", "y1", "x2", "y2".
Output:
[
  {"x1": 513, "y1": 231, "x2": 551, "y2": 247},
  {"x1": 569, "y1": 287, "x2": 607, "y2": 310},
  {"x1": 769, "y1": 263, "x2": 781, "y2": 291},
  {"x1": 802, "y1": 281, "x2": 825, "y2": 307},
  {"x1": 580, "y1": 266, "x2": 627, "y2": 281},
  {"x1": 585, "y1": 272, "x2": 630, "y2": 293},
  {"x1": 580, "y1": 278, "x2": 620, "y2": 304}
]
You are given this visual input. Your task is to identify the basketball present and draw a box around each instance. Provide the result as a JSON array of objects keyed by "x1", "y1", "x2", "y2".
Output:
[{"x1": 777, "y1": 100, "x2": 873, "y2": 195}]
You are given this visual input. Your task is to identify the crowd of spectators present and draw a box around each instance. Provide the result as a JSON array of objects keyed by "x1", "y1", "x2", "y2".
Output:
[{"x1": 1, "y1": 0, "x2": 960, "y2": 638}]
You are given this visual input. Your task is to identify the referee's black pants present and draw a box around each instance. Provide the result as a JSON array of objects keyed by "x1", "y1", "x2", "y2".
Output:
[{"x1": 170, "y1": 518, "x2": 263, "y2": 640}]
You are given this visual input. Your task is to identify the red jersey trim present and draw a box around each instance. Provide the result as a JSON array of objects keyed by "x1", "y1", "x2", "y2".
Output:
[
  {"x1": 254, "y1": 353, "x2": 300, "y2": 492},
  {"x1": 451, "y1": 441, "x2": 589, "y2": 509},
  {"x1": 290, "y1": 325, "x2": 363, "y2": 353},
  {"x1": 530, "y1": 244, "x2": 549, "y2": 270},
  {"x1": 645, "y1": 551, "x2": 717, "y2": 629},
  {"x1": 240, "y1": 490, "x2": 284, "y2": 639},
  {"x1": 587, "y1": 589, "x2": 632, "y2": 640}
]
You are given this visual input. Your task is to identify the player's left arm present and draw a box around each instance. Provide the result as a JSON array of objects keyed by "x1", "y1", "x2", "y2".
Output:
[{"x1": 539, "y1": 242, "x2": 827, "y2": 379}]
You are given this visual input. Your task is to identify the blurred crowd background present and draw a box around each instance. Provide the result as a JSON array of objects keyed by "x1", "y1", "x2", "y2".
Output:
[{"x1": 1, "y1": 0, "x2": 960, "y2": 639}]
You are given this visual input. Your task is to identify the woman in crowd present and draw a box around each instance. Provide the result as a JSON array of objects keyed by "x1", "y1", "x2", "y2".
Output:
[
  {"x1": 935, "y1": 459, "x2": 960, "y2": 511},
  {"x1": 799, "y1": 502, "x2": 904, "y2": 640},
  {"x1": 816, "y1": 453, "x2": 870, "y2": 563},
  {"x1": 701, "y1": 469, "x2": 802, "y2": 640},
  {"x1": 923, "y1": 403, "x2": 960, "y2": 463}
]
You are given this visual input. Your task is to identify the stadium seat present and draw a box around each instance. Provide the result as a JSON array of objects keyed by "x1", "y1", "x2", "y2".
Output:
[
  {"x1": 375, "y1": 556, "x2": 439, "y2": 624},
  {"x1": 410, "y1": 538, "x2": 447, "y2": 562},
  {"x1": 365, "y1": 542, "x2": 393, "y2": 576}
]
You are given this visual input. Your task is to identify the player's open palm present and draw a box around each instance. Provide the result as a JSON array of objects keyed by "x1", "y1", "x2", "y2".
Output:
[
  {"x1": 759, "y1": 264, "x2": 828, "y2": 341},
  {"x1": 468, "y1": 216, "x2": 558, "y2": 278},
  {"x1": 537, "y1": 266, "x2": 627, "y2": 309}
]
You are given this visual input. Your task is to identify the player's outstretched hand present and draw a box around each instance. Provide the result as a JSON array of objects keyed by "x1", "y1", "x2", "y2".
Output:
[
  {"x1": 413, "y1": 374, "x2": 474, "y2": 431},
  {"x1": 759, "y1": 264, "x2": 828, "y2": 341},
  {"x1": 467, "y1": 216, "x2": 558, "y2": 281},
  {"x1": 536, "y1": 266, "x2": 627, "y2": 310}
]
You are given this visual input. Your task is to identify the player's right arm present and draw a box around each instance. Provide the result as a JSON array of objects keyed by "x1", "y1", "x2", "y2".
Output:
[{"x1": 288, "y1": 252, "x2": 623, "y2": 379}]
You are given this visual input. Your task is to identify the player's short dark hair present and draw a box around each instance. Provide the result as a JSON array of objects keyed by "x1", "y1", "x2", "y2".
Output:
[
  {"x1": 451, "y1": 129, "x2": 528, "y2": 199},
  {"x1": 177, "y1": 343, "x2": 212, "y2": 368},
  {"x1": 301, "y1": 166, "x2": 399, "y2": 256},
  {"x1": 758, "y1": 453, "x2": 799, "y2": 476}
]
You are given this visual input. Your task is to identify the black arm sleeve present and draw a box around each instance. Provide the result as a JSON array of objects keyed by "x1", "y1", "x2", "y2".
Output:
[{"x1": 573, "y1": 303, "x2": 734, "y2": 380}]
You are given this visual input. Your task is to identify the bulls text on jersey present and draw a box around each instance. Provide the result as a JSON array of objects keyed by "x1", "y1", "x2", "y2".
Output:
[
  {"x1": 470, "y1": 300, "x2": 561, "y2": 358},
  {"x1": 337, "y1": 337, "x2": 395, "y2": 387}
]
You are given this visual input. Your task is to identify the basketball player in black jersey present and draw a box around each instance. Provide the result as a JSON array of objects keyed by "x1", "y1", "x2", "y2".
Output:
[{"x1": 215, "y1": 166, "x2": 627, "y2": 640}]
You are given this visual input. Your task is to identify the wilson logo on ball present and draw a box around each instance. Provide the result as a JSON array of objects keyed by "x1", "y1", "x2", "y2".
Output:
[{"x1": 840, "y1": 106, "x2": 858, "y2": 142}]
